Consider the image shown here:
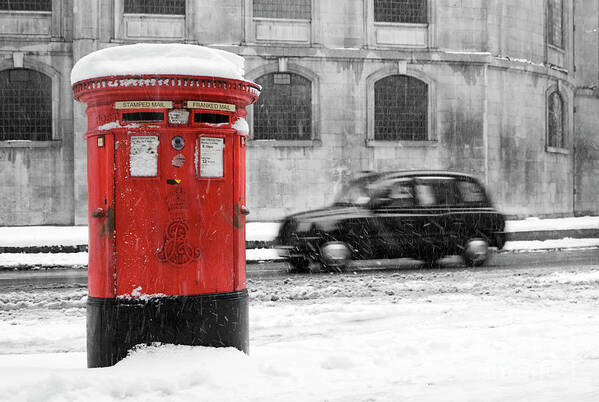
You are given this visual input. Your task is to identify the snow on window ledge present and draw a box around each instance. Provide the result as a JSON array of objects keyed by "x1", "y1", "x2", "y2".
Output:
[
  {"x1": 365, "y1": 139, "x2": 438, "y2": 148},
  {"x1": 0, "y1": 139, "x2": 61, "y2": 148},
  {"x1": 248, "y1": 139, "x2": 320, "y2": 148},
  {"x1": 546, "y1": 146, "x2": 569, "y2": 155},
  {"x1": 547, "y1": 43, "x2": 566, "y2": 54}
]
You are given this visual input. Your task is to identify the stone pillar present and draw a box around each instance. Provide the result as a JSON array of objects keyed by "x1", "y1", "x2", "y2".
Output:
[{"x1": 72, "y1": 1, "x2": 99, "y2": 224}]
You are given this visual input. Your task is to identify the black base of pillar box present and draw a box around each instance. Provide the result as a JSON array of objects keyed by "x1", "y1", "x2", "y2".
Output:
[{"x1": 87, "y1": 289, "x2": 248, "y2": 368}]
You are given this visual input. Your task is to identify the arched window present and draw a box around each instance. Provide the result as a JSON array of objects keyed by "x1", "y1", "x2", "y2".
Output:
[
  {"x1": 548, "y1": 91, "x2": 564, "y2": 148},
  {"x1": 374, "y1": 75, "x2": 427, "y2": 141},
  {"x1": 253, "y1": 72, "x2": 312, "y2": 140},
  {"x1": 0, "y1": 69, "x2": 52, "y2": 141},
  {"x1": 374, "y1": 0, "x2": 427, "y2": 23},
  {"x1": 548, "y1": 0, "x2": 563, "y2": 48}
]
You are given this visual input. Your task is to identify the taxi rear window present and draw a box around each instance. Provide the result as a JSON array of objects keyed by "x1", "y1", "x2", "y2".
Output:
[
  {"x1": 415, "y1": 177, "x2": 488, "y2": 206},
  {"x1": 457, "y1": 180, "x2": 488, "y2": 204}
]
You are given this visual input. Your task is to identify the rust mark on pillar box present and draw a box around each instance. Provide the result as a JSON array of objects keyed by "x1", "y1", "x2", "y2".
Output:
[
  {"x1": 220, "y1": 203, "x2": 247, "y2": 230},
  {"x1": 92, "y1": 206, "x2": 114, "y2": 238}
]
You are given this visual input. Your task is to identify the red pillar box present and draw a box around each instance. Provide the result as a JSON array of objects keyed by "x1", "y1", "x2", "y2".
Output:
[{"x1": 71, "y1": 44, "x2": 260, "y2": 368}]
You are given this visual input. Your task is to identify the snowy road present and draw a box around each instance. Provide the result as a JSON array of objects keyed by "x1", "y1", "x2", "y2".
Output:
[{"x1": 0, "y1": 253, "x2": 598, "y2": 401}]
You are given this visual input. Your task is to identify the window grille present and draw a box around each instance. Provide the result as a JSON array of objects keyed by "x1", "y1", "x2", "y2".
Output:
[
  {"x1": 253, "y1": 73, "x2": 312, "y2": 141},
  {"x1": 0, "y1": 69, "x2": 52, "y2": 141},
  {"x1": 0, "y1": 0, "x2": 51, "y2": 11},
  {"x1": 124, "y1": 0, "x2": 185, "y2": 15},
  {"x1": 548, "y1": 91, "x2": 564, "y2": 148},
  {"x1": 374, "y1": 0, "x2": 427, "y2": 23},
  {"x1": 548, "y1": 0, "x2": 563, "y2": 48},
  {"x1": 253, "y1": 0, "x2": 311, "y2": 20},
  {"x1": 374, "y1": 75, "x2": 427, "y2": 141}
]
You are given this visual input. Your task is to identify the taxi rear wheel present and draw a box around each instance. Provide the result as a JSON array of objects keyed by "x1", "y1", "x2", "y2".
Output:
[{"x1": 462, "y1": 238, "x2": 490, "y2": 267}]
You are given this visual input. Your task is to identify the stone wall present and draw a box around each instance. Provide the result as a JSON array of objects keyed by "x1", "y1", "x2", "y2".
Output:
[
  {"x1": 0, "y1": 0, "x2": 596, "y2": 225},
  {"x1": 573, "y1": 0, "x2": 599, "y2": 216},
  {"x1": 486, "y1": 66, "x2": 574, "y2": 217},
  {"x1": 0, "y1": 8, "x2": 74, "y2": 225}
]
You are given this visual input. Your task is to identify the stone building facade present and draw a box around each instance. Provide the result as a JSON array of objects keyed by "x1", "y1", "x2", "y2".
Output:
[{"x1": 0, "y1": 0, "x2": 597, "y2": 225}]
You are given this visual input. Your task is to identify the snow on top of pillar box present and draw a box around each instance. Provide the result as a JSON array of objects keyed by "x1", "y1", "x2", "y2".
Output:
[{"x1": 70, "y1": 43, "x2": 245, "y2": 85}]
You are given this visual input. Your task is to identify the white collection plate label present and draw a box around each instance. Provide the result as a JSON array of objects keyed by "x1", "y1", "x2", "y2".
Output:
[{"x1": 200, "y1": 137, "x2": 224, "y2": 178}]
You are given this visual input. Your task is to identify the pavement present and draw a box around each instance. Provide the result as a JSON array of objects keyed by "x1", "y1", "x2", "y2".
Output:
[{"x1": 1, "y1": 217, "x2": 599, "y2": 269}]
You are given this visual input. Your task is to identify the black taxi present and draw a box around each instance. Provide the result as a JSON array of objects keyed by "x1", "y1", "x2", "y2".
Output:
[{"x1": 275, "y1": 171, "x2": 506, "y2": 272}]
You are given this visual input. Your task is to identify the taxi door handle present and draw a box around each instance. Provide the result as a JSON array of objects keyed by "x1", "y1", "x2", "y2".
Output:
[{"x1": 240, "y1": 205, "x2": 250, "y2": 215}]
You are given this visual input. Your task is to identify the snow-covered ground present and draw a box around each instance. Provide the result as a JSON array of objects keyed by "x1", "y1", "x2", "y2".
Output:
[
  {"x1": 505, "y1": 216, "x2": 599, "y2": 232},
  {"x1": 1, "y1": 264, "x2": 599, "y2": 401},
  {"x1": 0, "y1": 252, "x2": 89, "y2": 269},
  {"x1": 1, "y1": 217, "x2": 598, "y2": 400}
]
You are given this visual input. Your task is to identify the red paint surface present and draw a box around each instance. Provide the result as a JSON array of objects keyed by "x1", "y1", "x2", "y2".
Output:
[
  {"x1": 75, "y1": 74, "x2": 259, "y2": 298},
  {"x1": 86, "y1": 132, "x2": 116, "y2": 298}
]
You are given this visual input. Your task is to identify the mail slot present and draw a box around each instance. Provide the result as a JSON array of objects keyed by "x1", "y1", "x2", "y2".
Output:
[{"x1": 71, "y1": 44, "x2": 260, "y2": 368}]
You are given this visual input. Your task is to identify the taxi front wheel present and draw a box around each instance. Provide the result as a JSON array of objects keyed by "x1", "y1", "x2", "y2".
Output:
[{"x1": 319, "y1": 242, "x2": 352, "y2": 273}]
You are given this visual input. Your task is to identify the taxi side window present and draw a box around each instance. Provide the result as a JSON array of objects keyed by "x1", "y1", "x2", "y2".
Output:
[
  {"x1": 387, "y1": 179, "x2": 414, "y2": 207},
  {"x1": 415, "y1": 183, "x2": 436, "y2": 206},
  {"x1": 415, "y1": 178, "x2": 460, "y2": 206}
]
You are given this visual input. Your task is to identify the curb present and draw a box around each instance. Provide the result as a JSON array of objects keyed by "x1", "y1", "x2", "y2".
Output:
[
  {"x1": 507, "y1": 229, "x2": 599, "y2": 241},
  {"x1": 0, "y1": 245, "x2": 88, "y2": 254}
]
